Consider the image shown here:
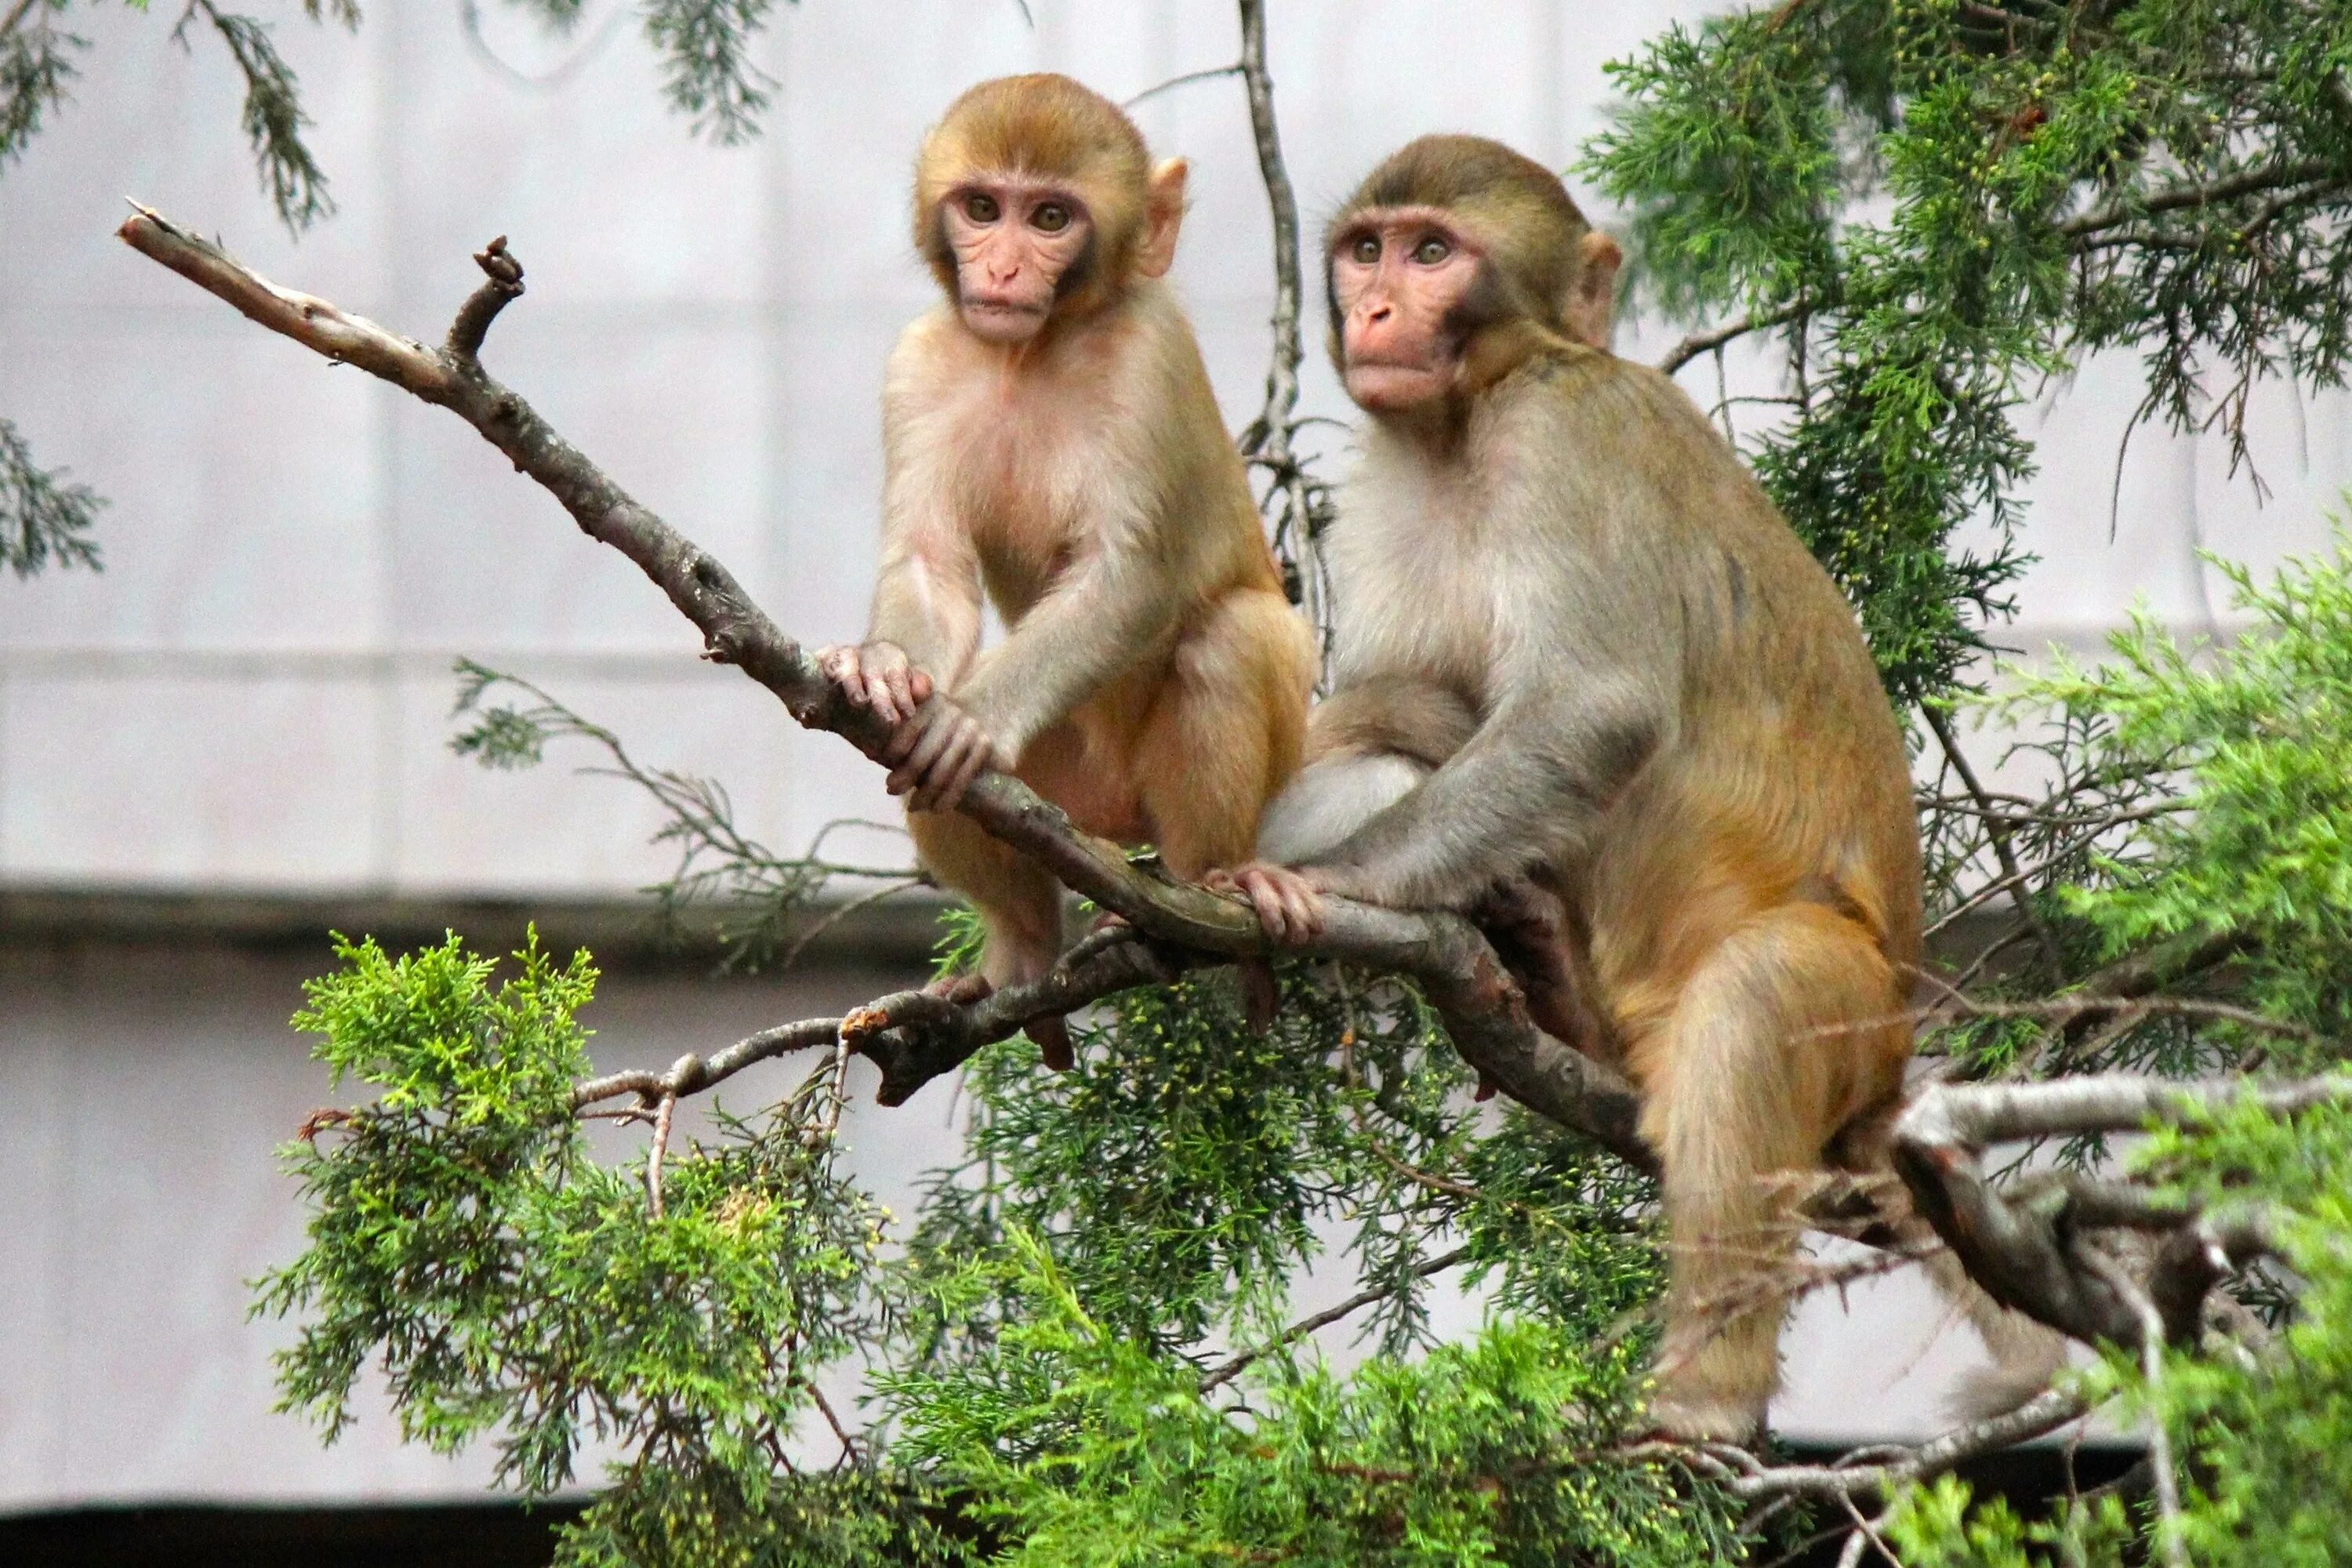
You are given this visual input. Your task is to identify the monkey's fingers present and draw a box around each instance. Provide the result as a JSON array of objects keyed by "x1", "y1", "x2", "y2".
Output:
[
  {"x1": 1232, "y1": 869, "x2": 1308, "y2": 945},
  {"x1": 877, "y1": 663, "x2": 921, "y2": 727},
  {"x1": 1277, "y1": 879, "x2": 1327, "y2": 943},
  {"x1": 891, "y1": 717, "x2": 963, "y2": 808},
  {"x1": 906, "y1": 667, "x2": 934, "y2": 706},
  {"x1": 880, "y1": 707, "x2": 932, "y2": 768},
  {"x1": 817, "y1": 644, "x2": 862, "y2": 699},
  {"x1": 927, "y1": 724, "x2": 993, "y2": 813}
]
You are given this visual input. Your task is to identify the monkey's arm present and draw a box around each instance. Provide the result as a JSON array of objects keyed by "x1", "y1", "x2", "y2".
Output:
[
  {"x1": 949, "y1": 540, "x2": 1173, "y2": 763},
  {"x1": 1305, "y1": 679, "x2": 1666, "y2": 909},
  {"x1": 866, "y1": 520, "x2": 984, "y2": 689}
]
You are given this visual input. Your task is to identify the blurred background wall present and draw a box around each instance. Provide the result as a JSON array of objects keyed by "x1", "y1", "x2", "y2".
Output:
[{"x1": 2, "y1": 0, "x2": 2347, "y2": 1512}]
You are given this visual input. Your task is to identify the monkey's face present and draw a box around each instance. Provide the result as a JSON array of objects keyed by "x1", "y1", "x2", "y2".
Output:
[
  {"x1": 1327, "y1": 207, "x2": 1486, "y2": 413},
  {"x1": 939, "y1": 178, "x2": 1095, "y2": 344}
]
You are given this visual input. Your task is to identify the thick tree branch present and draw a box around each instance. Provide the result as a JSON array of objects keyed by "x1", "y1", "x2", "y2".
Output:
[
  {"x1": 119, "y1": 207, "x2": 1652, "y2": 1164},
  {"x1": 1891, "y1": 1073, "x2": 2340, "y2": 1344}
]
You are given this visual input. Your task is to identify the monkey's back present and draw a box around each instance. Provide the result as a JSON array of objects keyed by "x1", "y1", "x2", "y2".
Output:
[{"x1": 1531, "y1": 353, "x2": 1923, "y2": 1005}]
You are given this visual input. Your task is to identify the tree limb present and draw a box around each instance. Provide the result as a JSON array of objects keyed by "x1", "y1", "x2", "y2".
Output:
[
  {"x1": 1890, "y1": 1073, "x2": 2338, "y2": 1343},
  {"x1": 1637, "y1": 1384, "x2": 2092, "y2": 1501},
  {"x1": 117, "y1": 207, "x2": 1653, "y2": 1166}
]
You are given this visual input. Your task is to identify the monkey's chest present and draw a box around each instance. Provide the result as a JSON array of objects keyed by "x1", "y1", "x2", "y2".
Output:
[
  {"x1": 1336, "y1": 541, "x2": 1509, "y2": 698},
  {"x1": 960, "y1": 432, "x2": 1104, "y2": 616}
]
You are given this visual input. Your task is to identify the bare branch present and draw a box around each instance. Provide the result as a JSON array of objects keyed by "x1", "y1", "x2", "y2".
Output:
[
  {"x1": 1656, "y1": 300, "x2": 1805, "y2": 376},
  {"x1": 2060, "y1": 157, "x2": 2343, "y2": 238},
  {"x1": 446, "y1": 234, "x2": 524, "y2": 363},
  {"x1": 1199, "y1": 1247, "x2": 1472, "y2": 1393},
  {"x1": 645, "y1": 1081, "x2": 683, "y2": 1219},
  {"x1": 1122, "y1": 63, "x2": 1241, "y2": 110},
  {"x1": 1891, "y1": 1073, "x2": 2333, "y2": 1342},
  {"x1": 1639, "y1": 1383, "x2": 2092, "y2": 1500},
  {"x1": 113, "y1": 207, "x2": 1647, "y2": 1163},
  {"x1": 2077, "y1": 1245, "x2": 2189, "y2": 1568}
]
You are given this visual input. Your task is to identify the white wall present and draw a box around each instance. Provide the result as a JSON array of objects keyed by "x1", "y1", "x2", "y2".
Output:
[
  {"x1": 10, "y1": 0, "x2": 2340, "y2": 898},
  {"x1": 2, "y1": 0, "x2": 2340, "y2": 1508}
]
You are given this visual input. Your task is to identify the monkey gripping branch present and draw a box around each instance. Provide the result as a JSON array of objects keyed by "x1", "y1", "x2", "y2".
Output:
[{"x1": 117, "y1": 209, "x2": 2351, "y2": 1458}]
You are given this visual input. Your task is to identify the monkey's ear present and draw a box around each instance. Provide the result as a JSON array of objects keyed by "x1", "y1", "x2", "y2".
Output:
[
  {"x1": 1565, "y1": 230, "x2": 1624, "y2": 351},
  {"x1": 1137, "y1": 157, "x2": 1190, "y2": 279}
]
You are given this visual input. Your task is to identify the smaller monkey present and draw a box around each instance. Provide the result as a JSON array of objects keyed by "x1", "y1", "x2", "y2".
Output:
[{"x1": 819, "y1": 74, "x2": 1315, "y2": 1066}]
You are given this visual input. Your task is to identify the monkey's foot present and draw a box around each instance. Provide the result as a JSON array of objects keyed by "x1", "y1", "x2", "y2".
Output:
[
  {"x1": 1027, "y1": 1012, "x2": 1075, "y2": 1073},
  {"x1": 1470, "y1": 878, "x2": 1612, "y2": 1060},
  {"x1": 1202, "y1": 862, "x2": 1326, "y2": 945},
  {"x1": 924, "y1": 971, "x2": 995, "y2": 1007},
  {"x1": 1638, "y1": 1391, "x2": 1766, "y2": 1449}
]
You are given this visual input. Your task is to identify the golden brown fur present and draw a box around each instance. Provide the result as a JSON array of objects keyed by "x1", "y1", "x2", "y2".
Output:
[
  {"x1": 830, "y1": 74, "x2": 1315, "y2": 1034},
  {"x1": 1247, "y1": 136, "x2": 1951, "y2": 1441}
]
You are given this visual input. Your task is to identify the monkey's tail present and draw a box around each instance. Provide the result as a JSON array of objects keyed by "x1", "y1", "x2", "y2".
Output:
[{"x1": 1915, "y1": 1232, "x2": 2073, "y2": 1423}]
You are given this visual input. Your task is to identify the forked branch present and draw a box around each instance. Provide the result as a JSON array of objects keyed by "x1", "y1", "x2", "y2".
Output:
[{"x1": 117, "y1": 207, "x2": 1652, "y2": 1164}]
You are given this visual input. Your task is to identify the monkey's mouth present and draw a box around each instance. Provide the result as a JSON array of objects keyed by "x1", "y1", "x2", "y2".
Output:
[
  {"x1": 964, "y1": 295, "x2": 1050, "y2": 321},
  {"x1": 962, "y1": 296, "x2": 1052, "y2": 341}
]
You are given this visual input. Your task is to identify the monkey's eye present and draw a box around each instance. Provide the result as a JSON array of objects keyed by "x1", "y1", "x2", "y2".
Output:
[
  {"x1": 1031, "y1": 202, "x2": 1072, "y2": 234},
  {"x1": 963, "y1": 193, "x2": 1002, "y2": 223},
  {"x1": 1413, "y1": 235, "x2": 1452, "y2": 265},
  {"x1": 1350, "y1": 234, "x2": 1380, "y2": 264}
]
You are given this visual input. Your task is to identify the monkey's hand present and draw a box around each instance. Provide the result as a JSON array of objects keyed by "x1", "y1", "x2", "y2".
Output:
[
  {"x1": 816, "y1": 640, "x2": 935, "y2": 727},
  {"x1": 881, "y1": 694, "x2": 1007, "y2": 813},
  {"x1": 1203, "y1": 862, "x2": 1333, "y2": 946}
]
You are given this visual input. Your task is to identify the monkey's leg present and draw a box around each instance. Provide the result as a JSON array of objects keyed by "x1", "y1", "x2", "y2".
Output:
[
  {"x1": 1138, "y1": 588, "x2": 1315, "y2": 879},
  {"x1": 906, "y1": 805, "x2": 1073, "y2": 1069},
  {"x1": 1630, "y1": 902, "x2": 1911, "y2": 1444},
  {"x1": 1135, "y1": 590, "x2": 1316, "y2": 1033}
]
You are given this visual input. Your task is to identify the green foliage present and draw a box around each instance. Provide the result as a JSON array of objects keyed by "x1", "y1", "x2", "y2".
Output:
[
  {"x1": 2010, "y1": 532, "x2": 2352, "y2": 1056},
  {"x1": 172, "y1": 0, "x2": 346, "y2": 231},
  {"x1": 258, "y1": 933, "x2": 887, "y2": 1497},
  {"x1": 0, "y1": 0, "x2": 85, "y2": 169},
  {"x1": 1884, "y1": 1474, "x2": 2135, "y2": 1567},
  {"x1": 887, "y1": 1240, "x2": 1736, "y2": 1568},
  {"x1": 1584, "y1": 0, "x2": 2352, "y2": 702},
  {"x1": 642, "y1": 0, "x2": 788, "y2": 145},
  {"x1": 0, "y1": 416, "x2": 103, "y2": 576}
]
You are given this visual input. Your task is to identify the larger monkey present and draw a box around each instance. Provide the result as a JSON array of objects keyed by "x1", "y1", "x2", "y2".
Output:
[
  {"x1": 820, "y1": 75, "x2": 1315, "y2": 1065},
  {"x1": 1217, "y1": 136, "x2": 1938, "y2": 1442}
]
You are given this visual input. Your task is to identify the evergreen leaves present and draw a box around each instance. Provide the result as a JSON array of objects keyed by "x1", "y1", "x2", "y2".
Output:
[{"x1": 0, "y1": 416, "x2": 103, "y2": 576}]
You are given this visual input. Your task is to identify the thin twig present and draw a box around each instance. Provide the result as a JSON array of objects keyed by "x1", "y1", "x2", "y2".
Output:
[
  {"x1": 1200, "y1": 1247, "x2": 1472, "y2": 1392},
  {"x1": 646, "y1": 1089, "x2": 679, "y2": 1219},
  {"x1": 2077, "y1": 1246, "x2": 2189, "y2": 1568},
  {"x1": 1657, "y1": 301, "x2": 1804, "y2": 376},
  {"x1": 1923, "y1": 705, "x2": 2063, "y2": 970},
  {"x1": 2060, "y1": 157, "x2": 2342, "y2": 238},
  {"x1": 1122, "y1": 63, "x2": 1242, "y2": 109}
]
